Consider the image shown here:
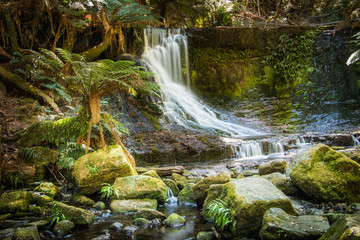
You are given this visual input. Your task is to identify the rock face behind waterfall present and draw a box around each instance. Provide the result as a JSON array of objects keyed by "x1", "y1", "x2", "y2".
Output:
[
  {"x1": 113, "y1": 175, "x2": 168, "y2": 204},
  {"x1": 289, "y1": 144, "x2": 360, "y2": 203},
  {"x1": 221, "y1": 177, "x2": 296, "y2": 237},
  {"x1": 73, "y1": 145, "x2": 137, "y2": 195}
]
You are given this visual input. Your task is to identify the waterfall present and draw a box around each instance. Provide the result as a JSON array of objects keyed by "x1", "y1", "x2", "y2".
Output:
[
  {"x1": 142, "y1": 28, "x2": 261, "y2": 137},
  {"x1": 166, "y1": 187, "x2": 177, "y2": 205},
  {"x1": 352, "y1": 135, "x2": 360, "y2": 146}
]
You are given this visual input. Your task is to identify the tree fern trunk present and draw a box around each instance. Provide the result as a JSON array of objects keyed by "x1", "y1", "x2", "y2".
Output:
[
  {"x1": 81, "y1": 39, "x2": 110, "y2": 61},
  {"x1": 85, "y1": 121, "x2": 92, "y2": 154},
  {"x1": 0, "y1": 66, "x2": 63, "y2": 116}
]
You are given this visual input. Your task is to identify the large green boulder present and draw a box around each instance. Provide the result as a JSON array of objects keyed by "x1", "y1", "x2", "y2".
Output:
[
  {"x1": 0, "y1": 191, "x2": 32, "y2": 213},
  {"x1": 72, "y1": 145, "x2": 137, "y2": 195},
  {"x1": 34, "y1": 182, "x2": 59, "y2": 198},
  {"x1": 113, "y1": 175, "x2": 168, "y2": 204},
  {"x1": 319, "y1": 214, "x2": 360, "y2": 240},
  {"x1": 192, "y1": 172, "x2": 231, "y2": 205},
  {"x1": 110, "y1": 199, "x2": 157, "y2": 213},
  {"x1": 260, "y1": 208, "x2": 330, "y2": 240},
  {"x1": 221, "y1": 177, "x2": 296, "y2": 237},
  {"x1": 259, "y1": 159, "x2": 287, "y2": 175},
  {"x1": 51, "y1": 202, "x2": 95, "y2": 225},
  {"x1": 178, "y1": 184, "x2": 196, "y2": 205},
  {"x1": 289, "y1": 144, "x2": 360, "y2": 202}
]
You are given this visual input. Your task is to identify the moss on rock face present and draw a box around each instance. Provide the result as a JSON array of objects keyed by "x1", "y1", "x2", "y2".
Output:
[
  {"x1": 178, "y1": 184, "x2": 196, "y2": 205},
  {"x1": 319, "y1": 214, "x2": 360, "y2": 240},
  {"x1": 164, "y1": 213, "x2": 186, "y2": 227},
  {"x1": 289, "y1": 144, "x2": 360, "y2": 203},
  {"x1": 202, "y1": 184, "x2": 226, "y2": 221},
  {"x1": 163, "y1": 179, "x2": 180, "y2": 196},
  {"x1": 72, "y1": 145, "x2": 137, "y2": 195},
  {"x1": 110, "y1": 199, "x2": 157, "y2": 213},
  {"x1": 113, "y1": 175, "x2": 168, "y2": 204},
  {"x1": 51, "y1": 201, "x2": 95, "y2": 225},
  {"x1": 14, "y1": 225, "x2": 40, "y2": 240},
  {"x1": 34, "y1": 182, "x2": 59, "y2": 198},
  {"x1": 0, "y1": 190, "x2": 32, "y2": 213},
  {"x1": 221, "y1": 177, "x2": 296, "y2": 237}
]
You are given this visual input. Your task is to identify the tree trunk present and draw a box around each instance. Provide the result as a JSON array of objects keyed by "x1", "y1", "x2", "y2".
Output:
[
  {"x1": 81, "y1": 39, "x2": 110, "y2": 61},
  {"x1": 0, "y1": 66, "x2": 63, "y2": 116}
]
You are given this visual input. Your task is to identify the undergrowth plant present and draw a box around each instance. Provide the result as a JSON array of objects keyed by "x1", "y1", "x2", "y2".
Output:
[
  {"x1": 50, "y1": 204, "x2": 66, "y2": 225},
  {"x1": 100, "y1": 183, "x2": 119, "y2": 201},
  {"x1": 207, "y1": 198, "x2": 237, "y2": 233}
]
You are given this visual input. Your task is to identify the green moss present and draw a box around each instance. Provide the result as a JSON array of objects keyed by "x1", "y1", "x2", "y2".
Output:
[
  {"x1": 140, "y1": 110, "x2": 162, "y2": 130},
  {"x1": 0, "y1": 190, "x2": 32, "y2": 213}
]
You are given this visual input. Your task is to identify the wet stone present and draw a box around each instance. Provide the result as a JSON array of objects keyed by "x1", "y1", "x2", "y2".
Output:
[
  {"x1": 110, "y1": 222, "x2": 123, "y2": 231},
  {"x1": 133, "y1": 218, "x2": 150, "y2": 228},
  {"x1": 123, "y1": 225, "x2": 138, "y2": 235}
]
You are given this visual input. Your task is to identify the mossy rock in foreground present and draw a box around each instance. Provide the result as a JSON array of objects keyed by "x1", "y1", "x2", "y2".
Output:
[
  {"x1": 50, "y1": 201, "x2": 95, "y2": 225},
  {"x1": 73, "y1": 145, "x2": 137, "y2": 195},
  {"x1": 113, "y1": 175, "x2": 168, "y2": 204},
  {"x1": 221, "y1": 177, "x2": 296, "y2": 238},
  {"x1": 110, "y1": 199, "x2": 157, "y2": 213},
  {"x1": 319, "y1": 214, "x2": 360, "y2": 240},
  {"x1": 0, "y1": 190, "x2": 32, "y2": 213},
  {"x1": 289, "y1": 144, "x2": 360, "y2": 203}
]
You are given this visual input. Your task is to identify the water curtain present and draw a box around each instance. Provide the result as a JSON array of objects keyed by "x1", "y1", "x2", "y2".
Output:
[{"x1": 142, "y1": 28, "x2": 260, "y2": 137}]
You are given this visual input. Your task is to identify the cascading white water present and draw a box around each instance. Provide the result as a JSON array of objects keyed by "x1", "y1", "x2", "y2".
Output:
[
  {"x1": 142, "y1": 28, "x2": 260, "y2": 137},
  {"x1": 166, "y1": 187, "x2": 177, "y2": 205}
]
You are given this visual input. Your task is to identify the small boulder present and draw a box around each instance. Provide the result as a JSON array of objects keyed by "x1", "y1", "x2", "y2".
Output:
[
  {"x1": 261, "y1": 172, "x2": 298, "y2": 196},
  {"x1": 259, "y1": 159, "x2": 287, "y2": 175},
  {"x1": 72, "y1": 145, "x2": 138, "y2": 195},
  {"x1": 50, "y1": 201, "x2": 95, "y2": 225},
  {"x1": 172, "y1": 173, "x2": 188, "y2": 190},
  {"x1": 123, "y1": 225, "x2": 138, "y2": 235},
  {"x1": 31, "y1": 192, "x2": 54, "y2": 206},
  {"x1": 192, "y1": 172, "x2": 231, "y2": 205},
  {"x1": 260, "y1": 208, "x2": 330, "y2": 240},
  {"x1": 163, "y1": 179, "x2": 180, "y2": 196},
  {"x1": 289, "y1": 144, "x2": 360, "y2": 202},
  {"x1": 110, "y1": 222, "x2": 123, "y2": 231},
  {"x1": 71, "y1": 193, "x2": 95, "y2": 206},
  {"x1": 197, "y1": 231, "x2": 214, "y2": 240},
  {"x1": 142, "y1": 170, "x2": 160, "y2": 179},
  {"x1": 14, "y1": 226, "x2": 40, "y2": 240},
  {"x1": 134, "y1": 208, "x2": 166, "y2": 221},
  {"x1": 319, "y1": 214, "x2": 360, "y2": 240},
  {"x1": 134, "y1": 218, "x2": 150, "y2": 227},
  {"x1": 113, "y1": 175, "x2": 168, "y2": 204},
  {"x1": 53, "y1": 220, "x2": 75, "y2": 235},
  {"x1": 0, "y1": 190, "x2": 32, "y2": 213},
  {"x1": 178, "y1": 184, "x2": 196, "y2": 205},
  {"x1": 110, "y1": 199, "x2": 157, "y2": 213},
  {"x1": 221, "y1": 177, "x2": 296, "y2": 237},
  {"x1": 93, "y1": 201, "x2": 106, "y2": 210},
  {"x1": 164, "y1": 213, "x2": 185, "y2": 227},
  {"x1": 34, "y1": 182, "x2": 59, "y2": 198}
]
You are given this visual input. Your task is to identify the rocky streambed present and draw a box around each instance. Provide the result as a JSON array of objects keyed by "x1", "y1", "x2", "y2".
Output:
[{"x1": 1, "y1": 133, "x2": 360, "y2": 240}]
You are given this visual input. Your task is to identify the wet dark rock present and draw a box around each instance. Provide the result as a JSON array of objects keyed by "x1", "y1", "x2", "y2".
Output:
[
  {"x1": 93, "y1": 201, "x2": 106, "y2": 210},
  {"x1": 260, "y1": 208, "x2": 330, "y2": 240},
  {"x1": 0, "y1": 228, "x2": 15, "y2": 239},
  {"x1": 39, "y1": 230, "x2": 55, "y2": 239},
  {"x1": 71, "y1": 193, "x2": 95, "y2": 206},
  {"x1": 259, "y1": 160, "x2": 287, "y2": 175},
  {"x1": 53, "y1": 220, "x2": 75, "y2": 235},
  {"x1": 303, "y1": 134, "x2": 355, "y2": 147},
  {"x1": 197, "y1": 231, "x2": 214, "y2": 240},
  {"x1": 92, "y1": 232, "x2": 110, "y2": 240},
  {"x1": 122, "y1": 225, "x2": 138, "y2": 235},
  {"x1": 110, "y1": 222, "x2": 123, "y2": 231},
  {"x1": 151, "y1": 218, "x2": 162, "y2": 228}
]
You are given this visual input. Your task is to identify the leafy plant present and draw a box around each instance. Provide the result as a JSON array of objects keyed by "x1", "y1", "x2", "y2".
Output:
[
  {"x1": 50, "y1": 204, "x2": 66, "y2": 225},
  {"x1": 347, "y1": 32, "x2": 360, "y2": 66},
  {"x1": 207, "y1": 198, "x2": 237, "y2": 232},
  {"x1": 100, "y1": 183, "x2": 119, "y2": 200},
  {"x1": 58, "y1": 142, "x2": 88, "y2": 170}
]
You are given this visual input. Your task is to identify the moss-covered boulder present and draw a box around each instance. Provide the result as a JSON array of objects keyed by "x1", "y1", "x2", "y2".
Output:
[
  {"x1": 289, "y1": 144, "x2": 360, "y2": 202},
  {"x1": 221, "y1": 177, "x2": 296, "y2": 237},
  {"x1": 34, "y1": 182, "x2": 59, "y2": 198},
  {"x1": 260, "y1": 208, "x2": 330, "y2": 240},
  {"x1": 192, "y1": 172, "x2": 231, "y2": 205},
  {"x1": 197, "y1": 231, "x2": 214, "y2": 240},
  {"x1": 51, "y1": 201, "x2": 95, "y2": 225},
  {"x1": 72, "y1": 145, "x2": 137, "y2": 195},
  {"x1": 110, "y1": 199, "x2": 157, "y2": 213},
  {"x1": 134, "y1": 218, "x2": 151, "y2": 227},
  {"x1": 134, "y1": 208, "x2": 166, "y2": 220},
  {"x1": 71, "y1": 193, "x2": 95, "y2": 206},
  {"x1": 163, "y1": 179, "x2": 180, "y2": 196},
  {"x1": 0, "y1": 190, "x2": 32, "y2": 213},
  {"x1": 14, "y1": 226, "x2": 40, "y2": 240},
  {"x1": 319, "y1": 214, "x2": 360, "y2": 240},
  {"x1": 31, "y1": 192, "x2": 54, "y2": 206},
  {"x1": 53, "y1": 220, "x2": 75, "y2": 235},
  {"x1": 261, "y1": 172, "x2": 298, "y2": 196},
  {"x1": 172, "y1": 173, "x2": 188, "y2": 190},
  {"x1": 259, "y1": 160, "x2": 287, "y2": 175},
  {"x1": 142, "y1": 170, "x2": 160, "y2": 179},
  {"x1": 164, "y1": 213, "x2": 186, "y2": 227},
  {"x1": 113, "y1": 175, "x2": 168, "y2": 204},
  {"x1": 203, "y1": 184, "x2": 226, "y2": 220},
  {"x1": 93, "y1": 201, "x2": 106, "y2": 210},
  {"x1": 178, "y1": 184, "x2": 196, "y2": 205}
]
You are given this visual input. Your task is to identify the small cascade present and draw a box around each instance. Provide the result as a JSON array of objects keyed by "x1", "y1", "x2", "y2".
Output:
[
  {"x1": 352, "y1": 135, "x2": 360, "y2": 146},
  {"x1": 142, "y1": 28, "x2": 261, "y2": 137},
  {"x1": 231, "y1": 141, "x2": 263, "y2": 158},
  {"x1": 166, "y1": 187, "x2": 177, "y2": 205},
  {"x1": 268, "y1": 140, "x2": 284, "y2": 154}
]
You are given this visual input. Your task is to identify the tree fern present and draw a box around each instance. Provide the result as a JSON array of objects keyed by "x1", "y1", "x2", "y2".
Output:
[{"x1": 58, "y1": 142, "x2": 87, "y2": 170}]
